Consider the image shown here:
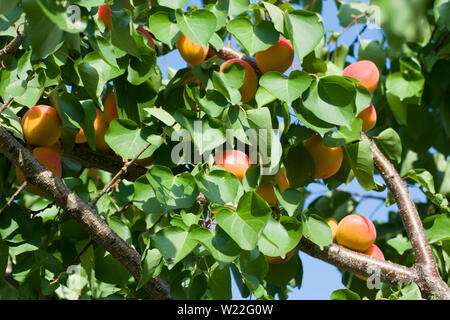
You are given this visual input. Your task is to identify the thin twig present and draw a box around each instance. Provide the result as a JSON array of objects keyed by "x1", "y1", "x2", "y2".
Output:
[
  {"x1": 0, "y1": 181, "x2": 27, "y2": 214},
  {"x1": 0, "y1": 97, "x2": 14, "y2": 114}
]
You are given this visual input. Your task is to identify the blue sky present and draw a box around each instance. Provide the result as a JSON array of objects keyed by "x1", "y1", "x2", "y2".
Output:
[{"x1": 155, "y1": 0, "x2": 419, "y2": 300}]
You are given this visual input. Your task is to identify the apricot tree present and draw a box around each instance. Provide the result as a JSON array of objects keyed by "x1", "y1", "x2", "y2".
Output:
[{"x1": 0, "y1": 0, "x2": 449, "y2": 301}]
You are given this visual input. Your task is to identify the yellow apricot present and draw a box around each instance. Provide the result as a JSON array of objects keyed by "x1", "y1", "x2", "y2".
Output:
[
  {"x1": 326, "y1": 218, "x2": 338, "y2": 241},
  {"x1": 21, "y1": 105, "x2": 63, "y2": 147},
  {"x1": 256, "y1": 171, "x2": 290, "y2": 206},
  {"x1": 177, "y1": 33, "x2": 208, "y2": 65},
  {"x1": 303, "y1": 134, "x2": 343, "y2": 180},
  {"x1": 255, "y1": 36, "x2": 294, "y2": 74},
  {"x1": 335, "y1": 214, "x2": 377, "y2": 252}
]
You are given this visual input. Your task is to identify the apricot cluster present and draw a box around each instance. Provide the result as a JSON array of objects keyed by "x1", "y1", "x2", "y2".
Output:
[
  {"x1": 342, "y1": 60, "x2": 380, "y2": 132},
  {"x1": 328, "y1": 214, "x2": 385, "y2": 279},
  {"x1": 18, "y1": 105, "x2": 63, "y2": 197},
  {"x1": 177, "y1": 33, "x2": 294, "y2": 104}
]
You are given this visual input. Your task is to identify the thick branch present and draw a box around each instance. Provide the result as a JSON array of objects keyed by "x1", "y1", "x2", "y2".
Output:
[
  {"x1": 298, "y1": 238, "x2": 417, "y2": 287},
  {"x1": 361, "y1": 133, "x2": 450, "y2": 299},
  {"x1": 0, "y1": 126, "x2": 171, "y2": 300}
]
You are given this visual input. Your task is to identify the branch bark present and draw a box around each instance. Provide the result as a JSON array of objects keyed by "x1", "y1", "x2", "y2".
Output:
[
  {"x1": 0, "y1": 125, "x2": 172, "y2": 300},
  {"x1": 0, "y1": 31, "x2": 23, "y2": 62}
]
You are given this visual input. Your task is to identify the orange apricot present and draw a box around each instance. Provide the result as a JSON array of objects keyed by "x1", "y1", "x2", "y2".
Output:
[
  {"x1": 342, "y1": 60, "x2": 379, "y2": 94},
  {"x1": 21, "y1": 105, "x2": 63, "y2": 147},
  {"x1": 335, "y1": 214, "x2": 377, "y2": 252},
  {"x1": 214, "y1": 149, "x2": 250, "y2": 182},
  {"x1": 98, "y1": 5, "x2": 111, "y2": 30},
  {"x1": 103, "y1": 91, "x2": 118, "y2": 124},
  {"x1": 16, "y1": 147, "x2": 62, "y2": 197},
  {"x1": 357, "y1": 103, "x2": 377, "y2": 132},
  {"x1": 303, "y1": 134, "x2": 343, "y2": 180},
  {"x1": 176, "y1": 33, "x2": 208, "y2": 65},
  {"x1": 256, "y1": 171, "x2": 290, "y2": 206},
  {"x1": 219, "y1": 58, "x2": 258, "y2": 103},
  {"x1": 75, "y1": 108, "x2": 110, "y2": 151},
  {"x1": 255, "y1": 36, "x2": 294, "y2": 74},
  {"x1": 356, "y1": 244, "x2": 385, "y2": 280}
]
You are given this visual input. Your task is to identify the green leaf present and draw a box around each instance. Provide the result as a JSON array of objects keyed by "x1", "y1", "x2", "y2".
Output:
[
  {"x1": 284, "y1": 144, "x2": 315, "y2": 188},
  {"x1": 127, "y1": 51, "x2": 157, "y2": 86},
  {"x1": 387, "y1": 234, "x2": 412, "y2": 255},
  {"x1": 111, "y1": 10, "x2": 140, "y2": 57},
  {"x1": 330, "y1": 288, "x2": 361, "y2": 300},
  {"x1": 239, "y1": 250, "x2": 268, "y2": 290},
  {"x1": 105, "y1": 119, "x2": 163, "y2": 160},
  {"x1": 259, "y1": 70, "x2": 311, "y2": 105},
  {"x1": 358, "y1": 40, "x2": 386, "y2": 71},
  {"x1": 34, "y1": 0, "x2": 87, "y2": 33},
  {"x1": 263, "y1": 2, "x2": 285, "y2": 34},
  {"x1": 429, "y1": 214, "x2": 450, "y2": 242},
  {"x1": 258, "y1": 216, "x2": 302, "y2": 258},
  {"x1": 408, "y1": 169, "x2": 436, "y2": 194},
  {"x1": 376, "y1": 128, "x2": 402, "y2": 163},
  {"x1": 195, "y1": 169, "x2": 244, "y2": 205},
  {"x1": 158, "y1": 0, "x2": 189, "y2": 9},
  {"x1": 285, "y1": 10, "x2": 324, "y2": 62},
  {"x1": 301, "y1": 214, "x2": 332, "y2": 249},
  {"x1": 23, "y1": 0, "x2": 64, "y2": 59},
  {"x1": 337, "y1": 2, "x2": 370, "y2": 27},
  {"x1": 133, "y1": 166, "x2": 199, "y2": 214},
  {"x1": 0, "y1": 239, "x2": 8, "y2": 284},
  {"x1": 153, "y1": 226, "x2": 198, "y2": 269},
  {"x1": 215, "y1": 192, "x2": 272, "y2": 251},
  {"x1": 198, "y1": 90, "x2": 230, "y2": 118},
  {"x1": 274, "y1": 187, "x2": 306, "y2": 216},
  {"x1": 137, "y1": 248, "x2": 163, "y2": 290},
  {"x1": 399, "y1": 283, "x2": 422, "y2": 300},
  {"x1": 344, "y1": 141, "x2": 376, "y2": 191},
  {"x1": 175, "y1": 9, "x2": 216, "y2": 50},
  {"x1": 324, "y1": 118, "x2": 363, "y2": 147},
  {"x1": 144, "y1": 107, "x2": 176, "y2": 126},
  {"x1": 209, "y1": 263, "x2": 232, "y2": 300},
  {"x1": 227, "y1": 18, "x2": 279, "y2": 55}
]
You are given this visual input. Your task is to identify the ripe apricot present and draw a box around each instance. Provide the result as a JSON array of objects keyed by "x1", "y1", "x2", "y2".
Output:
[
  {"x1": 103, "y1": 91, "x2": 118, "y2": 124},
  {"x1": 342, "y1": 60, "x2": 379, "y2": 94},
  {"x1": 356, "y1": 244, "x2": 385, "y2": 280},
  {"x1": 214, "y1": 149, "x2": 250, "y2": 182},
  {"x1": 21, "y1": 105, "x2": 63, "y2": 147},
  {"x1": 256, "y1": 171, "x2": 290, "y2": 206},
  {"x1": 219, "y1": 58, "x2": 258, "y2": 103},
  {"x1": 326, "y1": 218, "x2": 338, "y2": 241},
  {"x1": 335, "y1": 214, "x2": 376, "y2": 252},
  {"x1": 16, "y1": 147, "x2": 62, "y2": 198},
  {"x1": 255, "y1": 36, "x2": 294, "y2": 74},
  {"x1": 98, "y1": 5, "x2": 111, "y2": 30},
  {"x1": 75, "y1": 108, "x2": 110, "y2": 151},
  {"x1": 357, "y1": 103, "x2": 377, "y2": 132},
  {"x1": 265, "y1": 248, "x2": 296, "y2": 264},
  {"x1": 303, "y1": 134, "x2": 343, "y2": 180},
  {"x1": 177, "y1": 33, "x2": 208, "y2": 65}
]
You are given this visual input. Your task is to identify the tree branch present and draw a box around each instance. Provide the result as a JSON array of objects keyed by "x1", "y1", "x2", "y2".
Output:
[
  {"x1": 0, "y1": 30, "x2": 23, "y2": 62},
  {"x1": 0, "y1": 125, "x2": 172, "y2": 300}
]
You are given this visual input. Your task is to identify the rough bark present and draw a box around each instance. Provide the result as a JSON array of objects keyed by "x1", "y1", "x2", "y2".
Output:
[{"x1": 0, "y1": 125, "x2": 172, "y2": 300}]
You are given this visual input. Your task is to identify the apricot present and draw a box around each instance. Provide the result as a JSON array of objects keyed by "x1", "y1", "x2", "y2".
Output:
[
  {"x1": 98, "y1": 5, "x2": 111, "y2": 30},
  {"x1": 356, "y1": 244, "x2": 385, "y2": 280},
  {"x1": 16, "y1": 147, "x2": 62, "y2": 198},
  {"x1": 136, "y1": 24, "x2": 155, "y2": 50},
  {"x1": 21, "y1": 105, "x2": 63, "y2": 147},
  {"x1": 75, "y1": 108, "x2": 110, "y2": 151},
  {"x1": 135, "y1": 156, "x2": 154, "y2": 167},
  {"x1": 87, "y1": 168, "x2": 99, "y2": 178},
  {"x1": 48, "y1": 140, "x2": 63, "y2": 157},
  {"x1": 256, "y1": 171, "x2": 290, "y2": 206},
  {"x1": 219, "y1": 59, "x2": 258, "y2": 103},
  {"x1": 103, "y1": 91, "x2": 118, "y2": 124},
  {"x1": 357, "y1": 103, "x2": 377, "y2": 132},
  {"x1": 335, "y1": 214, "x2": 376, "y2": 252},
  {"x1": 176, "y1": 33, "x2": 208, "y2": 65},
  {"x1": 213, "y1": 149, "x2": 250, "y2": 182},
  {"x1": 255, "y1": 36, "x2": 294, "y2": 74},
  {"x1": 326, "y1": 218, "x2": 338, "y2": 241},
  {"x1": 265, "y1": 248, "x2": 296, "y2": 264},
  {"x1": 303, "y1": 134, "x2": 343, "y2": 180},
  {"x1": 342, "y1": 60, "x2": 379, "y2": 94}
]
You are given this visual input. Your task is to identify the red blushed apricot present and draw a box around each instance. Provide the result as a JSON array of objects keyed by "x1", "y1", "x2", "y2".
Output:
[
  {"x1": 342, "y1": 60, "x2": 379, "y2": 94},
  {"x1": 303, "y1": 134, "x2": 343, "y2": 180},
  {"x1": 326, "y1": 218, "x2": 338, "y2": 242},
  {"x1": 103, "y1": 91, "x2": 118, "y2": 124},
  {"x1": 255, "y1": 36, "x2": 294, "y2": 74},
  {"x1": 98, "y1": 5, "x2": 111, "y2": 30},
  {"x1": 16, "y1": 147, "x2": 62, "y2": 198},
  {"x1": 220, "y1": 58, "x2": 258, "y2": 103},
  {"x1": 22, "y1": 105, "x2": 63, "y2": 147},
  {"x1": 357, "y1": 103, "x2": 377, "y2": 132},
  {"x1": 265, "y1": 248, "x2": 296, "y2": 264},
  {"x1": 214, "y1": 149, "x2": 250, "y2": 182},
  {"x1": 136, "y1": 24, "x2": 155, "y2": 50},
  {"x1": 256, "y1": 171, "x2": 290, "y2": 206},
  {"x1": 76, "y1": 108, "x2": 110, "y2": 151},
  {"x1": 177, "y1": 33, "x2": 209, "y2": 65},
  {"x1": 356, "y1": 244, "x2": 385, "y2": 280},
  {"x1": 336, "y1": 214, "x2": 377, "y2": 252}
]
